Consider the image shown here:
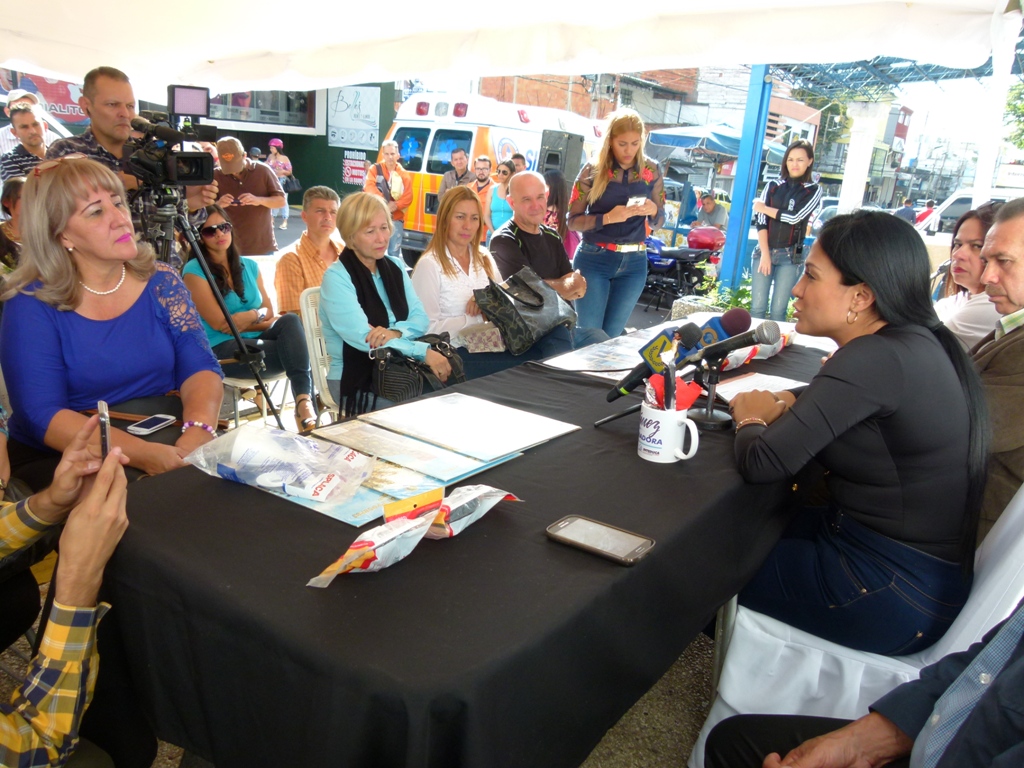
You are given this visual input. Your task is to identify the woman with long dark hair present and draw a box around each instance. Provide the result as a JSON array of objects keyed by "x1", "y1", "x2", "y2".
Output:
[
  {"x1": 542, "y1": 168, "x2": 579, "y2": 259},
  {"x1": 182, "y1": 205, "x2": 316, "y2": 432},
  {"x1": 568, "y1": 108, "x2": 665, "y2": 337},
  {"x1": 729, "y1": 211, "x2": 989, "y2": 655},
  {"x1": 934, "y1": 202, "x2": 1001, "y2": 350},
  {"x1": 484, "y1": 159, "x2": 516, "y2": 240},
  {"x1": 751, "y1": 139, "x2": 821, "y2": 321}
]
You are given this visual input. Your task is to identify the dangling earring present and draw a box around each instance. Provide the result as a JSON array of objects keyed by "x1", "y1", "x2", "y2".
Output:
[{"x1": 846, "y1": 308, "x2": 858, "y2": 325}]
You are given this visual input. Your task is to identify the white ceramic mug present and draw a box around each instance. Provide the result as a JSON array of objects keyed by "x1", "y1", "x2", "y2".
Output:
[{"x1": 637, "y1": 402, "x2": 700, "y2": 463}]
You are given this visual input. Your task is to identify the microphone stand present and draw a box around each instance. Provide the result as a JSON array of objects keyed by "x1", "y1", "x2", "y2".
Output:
[
  {"x1": 176, "y1": 214, "x2": 285, "y2": 430},
  {"x1": 688, "y1": 359, "x2": 732, "y2": 431}
]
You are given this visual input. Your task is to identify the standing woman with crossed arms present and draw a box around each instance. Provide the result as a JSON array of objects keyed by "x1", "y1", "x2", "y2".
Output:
[
  {"x1": 568, "y1": 108, "x2": 664, "y2": 337},
  {"x1": 751, "y1": 138, "x2": 821, "y2": 321}
]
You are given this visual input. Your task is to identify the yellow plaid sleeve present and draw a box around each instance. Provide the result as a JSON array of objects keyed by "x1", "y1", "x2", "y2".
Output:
[
  {"x1": 0, "y1": 500, "x2": 55, "y2": 560},
  {"x1": 0, "y1": 601, "x2": 108, "y2": 768}
]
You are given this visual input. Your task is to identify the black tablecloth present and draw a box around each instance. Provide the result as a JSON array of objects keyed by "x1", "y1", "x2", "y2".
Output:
[{"x1": 105, "y1": 346, "x2": 824, "y2": 768}]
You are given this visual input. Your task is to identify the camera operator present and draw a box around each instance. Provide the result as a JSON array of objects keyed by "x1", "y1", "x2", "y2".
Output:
[{"x1": 46, "y1": 67, "x2": 218, "y2": 261}]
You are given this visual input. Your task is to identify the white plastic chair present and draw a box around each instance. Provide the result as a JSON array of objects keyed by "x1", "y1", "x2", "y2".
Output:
[
  {"x1": 689, "y1": 482, "x2": 1024, "y2": 768},
  {"x1": 299, "y1": 287, "x2": 340, "y2": 425},
  {"x1": 221, "y1": 371, "x2": 289, "y2": 428}
]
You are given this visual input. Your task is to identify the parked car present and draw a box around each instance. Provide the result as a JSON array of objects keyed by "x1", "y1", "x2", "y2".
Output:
[{"x1": 809, "y1": 204, "x2": 883, "y2": 236}]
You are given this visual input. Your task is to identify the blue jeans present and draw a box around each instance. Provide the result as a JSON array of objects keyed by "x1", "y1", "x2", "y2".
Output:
[
  {"x1": 739, "y1": 506, "x2": 970, "y2": 656},
  {"x1": 388, "y1": 220, "x2": 404, "y2": 259},
  {"x1": 213, "y1": 313, "x2": 312, "y2": 398},
  {"x1": 750, "y1": 247, "x2": 802, "y2": 322},
  {"x1": 573, "y1": 242, "x2": 648, "y2": 338},
  {"x1": 273, "y1": 204, "x2": 288, "y2": 222}
]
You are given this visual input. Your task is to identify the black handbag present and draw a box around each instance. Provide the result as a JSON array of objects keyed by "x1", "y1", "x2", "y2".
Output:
[
  {"x1": 281, "y1": 175, "x2": 303, "y2": 193},
  {"x1": 370, "y1": 333, "x2": 465, "y2": 403},
  {"x1": 473, "y1": 267, "x2": 577, "y2": 355}
]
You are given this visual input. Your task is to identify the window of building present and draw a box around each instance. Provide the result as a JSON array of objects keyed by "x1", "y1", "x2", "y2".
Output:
[
  {"x1": 620, "y1": 88, "x2": 634, "y2": 107},
  {"x1": 209, "y1": 91, "x2": 312, "y2": 127}
]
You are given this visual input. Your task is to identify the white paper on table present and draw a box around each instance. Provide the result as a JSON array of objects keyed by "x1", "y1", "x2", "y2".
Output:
[
  {"x1": 715, "y1": 372, "x2": 810, "y2": 403},
  {"x1": 360, "y1": 393, "x2": 579, "y2": 462}
]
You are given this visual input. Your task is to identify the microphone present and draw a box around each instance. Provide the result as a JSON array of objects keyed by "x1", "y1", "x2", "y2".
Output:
[
  {"x1": 680, "y1": 321, "x2": 781, "y2": 366},
  {"x1": 130, "y1": 116, "x2": 185, "y2": 146},
  {"x1": 607, "y1": 323, "x2": 701, "y2": 402},
  {"x1": 675, "y1": 307, "x2": 752, "y2": 364}
]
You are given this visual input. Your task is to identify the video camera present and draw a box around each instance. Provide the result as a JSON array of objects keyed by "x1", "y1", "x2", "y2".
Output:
[
  {"x1": 123, "y1": 110, "x2": 214, "y2": 188},
  {"x1": 122, "y1": 85, "x2": 217, "y2": 263}
]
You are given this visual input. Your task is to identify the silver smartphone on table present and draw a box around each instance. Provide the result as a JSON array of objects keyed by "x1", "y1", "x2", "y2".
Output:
[{"x1": 546, "y1": 515, "x2": 655, "y2": 566}]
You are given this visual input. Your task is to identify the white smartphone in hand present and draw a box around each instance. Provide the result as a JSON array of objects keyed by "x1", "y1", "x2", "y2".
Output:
[
  {"x1": 97, "y1": 401, "x2": 111, "y2": 459},
  {"x1": 126, "y1": 414, "x2": 177, "y2": 436},
  {"x1": 627, "y1": 195, "x2": 647, "y2": 207}
]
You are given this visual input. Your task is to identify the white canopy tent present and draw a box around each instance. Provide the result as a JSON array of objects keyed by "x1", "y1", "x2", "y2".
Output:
[{"x1": 0, "y1": 1, "x2": 1020, "y2": 100}]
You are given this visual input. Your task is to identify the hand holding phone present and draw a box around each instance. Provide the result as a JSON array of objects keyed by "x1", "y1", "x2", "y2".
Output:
[{"x1": 627, "y1": 195, "x2": 647, "y2": 208}]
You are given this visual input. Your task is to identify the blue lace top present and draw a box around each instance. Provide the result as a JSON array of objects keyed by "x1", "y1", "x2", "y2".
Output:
[{"x1": 0, "y1": 263, "x2": 221, "y2": 450}]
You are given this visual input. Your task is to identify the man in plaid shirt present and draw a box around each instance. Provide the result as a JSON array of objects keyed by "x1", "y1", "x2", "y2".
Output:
[{"x1": 0, "y1": 417, "x2": 129, "y2": 767}]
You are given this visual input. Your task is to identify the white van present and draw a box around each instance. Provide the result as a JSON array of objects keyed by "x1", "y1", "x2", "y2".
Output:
[
  {"x1": 381, "y1": 93, "x2": 602, "y2": 255},
  {"x1": 919, "y1": 187, "x2": 1024, "y2": 233}
]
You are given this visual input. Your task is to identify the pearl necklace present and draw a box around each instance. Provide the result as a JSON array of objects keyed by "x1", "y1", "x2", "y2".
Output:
[{"x1": 80, "y1": 264, "x2": 127, "y2": 296}]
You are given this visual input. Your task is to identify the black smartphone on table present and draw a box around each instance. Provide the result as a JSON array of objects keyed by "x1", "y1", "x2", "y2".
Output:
[{"x1": 546, "y1": 515, "x2": 655, "y2": 566}]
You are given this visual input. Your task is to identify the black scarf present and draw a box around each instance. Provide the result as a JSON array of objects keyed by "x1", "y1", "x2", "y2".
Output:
[{"x1": 338, "y1": 248, "x2": 409, "y2": 400}]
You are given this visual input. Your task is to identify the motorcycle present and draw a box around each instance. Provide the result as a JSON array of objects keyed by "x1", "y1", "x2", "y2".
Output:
[{"x1": 642, "y1": 226, "x2": 724, "y2": 312}]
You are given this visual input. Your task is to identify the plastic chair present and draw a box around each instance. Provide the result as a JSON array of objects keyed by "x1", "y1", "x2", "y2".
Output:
[
  {"x1": 221, "y1": 372, "x2": 289, "y2": 428},
  {"x1": 299, "y1": 287, "x2": 341, "y2": 425},
  {"x1": 688, "y1": 482, "x2": 1024, "y2": 768}
]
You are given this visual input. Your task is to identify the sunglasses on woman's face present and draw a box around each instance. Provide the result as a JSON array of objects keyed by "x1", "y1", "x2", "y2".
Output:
[
  {"x1": 497, "y1": 169, "x2": 510, "y2": 177},
  {"x1": 201, "y1": 222, "x2": 233, "y2": 237}
]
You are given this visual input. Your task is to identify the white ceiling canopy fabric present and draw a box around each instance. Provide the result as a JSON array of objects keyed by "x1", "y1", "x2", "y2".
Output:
[{"x1": 1, "y1": 1, "x2": 1020, "y2": 101}]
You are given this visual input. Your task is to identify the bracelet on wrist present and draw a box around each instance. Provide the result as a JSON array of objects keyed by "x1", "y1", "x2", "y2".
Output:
[
  {"x1": 734, "y1": 417, "x2": 768, "y2": 432},
  {"x1": 182, "y1": 420, "x2": 216, "y2": 436}
]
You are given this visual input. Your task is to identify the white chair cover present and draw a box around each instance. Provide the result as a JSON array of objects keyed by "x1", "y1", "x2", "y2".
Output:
[
  {"x1": 298, "y1": 287, "x2": 340, "y2": 424},
  {"x1": 689, "y1": 482, "x2": 1024, "y2": 768}
]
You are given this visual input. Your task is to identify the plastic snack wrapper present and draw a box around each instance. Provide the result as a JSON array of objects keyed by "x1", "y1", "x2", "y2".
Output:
[
  {"x1": 308, "y1": 485, "x2": 517, "y2": 587},
  {"x1": 186, "y1": 424, "x2": 375, "y2": 507},
  {"x1": 307, "y1": 514, "x2": 434, "y2": 587},
  {"x1": 719, "y1": 331, "x2": 795, "y2": 371},
  {"x1": 424, "y1": 485, "x2": 519, "y2": 539}
]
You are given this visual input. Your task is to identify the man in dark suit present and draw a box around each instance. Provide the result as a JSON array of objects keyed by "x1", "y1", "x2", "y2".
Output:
[
  {"x1": 705, "y1": 598, "x2": 1024, "y2": 767},
  {"x1": 971, "y1": 198, "x2": 1024, "y2": 542}
]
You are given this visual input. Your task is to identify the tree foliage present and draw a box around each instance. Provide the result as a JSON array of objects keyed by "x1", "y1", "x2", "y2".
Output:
[
  {"x1": 791, "y1": 89, "x2": 850, "y2": 146},
  {"x1": 1006, "y1": 82, "x2": 1024, "y2": 152}
]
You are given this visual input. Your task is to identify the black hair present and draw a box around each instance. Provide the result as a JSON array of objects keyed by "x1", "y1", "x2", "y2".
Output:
[
  {"x1": 818, "y1": 210, "x2": 989, "y2": 569},
  {"x1": 1, "y1": 176, "x2": 25, "y2": 217},
  {"x1": 780, "y1": 139, "x2": 814, "y2": 183},
  {"x1": 195, "y1": 204, "x2": 245, "y2": 302},
  {"x1": 542, "y1": 168, "x2": 570, "y2": 241}
]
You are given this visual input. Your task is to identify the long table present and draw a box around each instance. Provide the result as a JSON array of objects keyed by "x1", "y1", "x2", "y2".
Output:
[{"x1": 105, "y1": 346, "x2": 823, "y2": 768}]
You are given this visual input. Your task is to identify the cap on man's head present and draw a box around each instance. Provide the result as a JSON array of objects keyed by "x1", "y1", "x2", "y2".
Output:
[
  {"x1": 249, "y1": 146, "x2": 263, "y2": 158},
  {"x1": 6, "y1": 89, "x2": 40, "y2": 106},
  {"x1": 268, "y1": 138, "x2": 284, "y2": 148},
  {"x1": 216, "y1": 137, "x2": 246, "y2": 174}
]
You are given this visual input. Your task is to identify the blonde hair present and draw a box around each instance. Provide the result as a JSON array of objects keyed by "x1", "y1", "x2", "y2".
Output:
[
  {"x1": 335, "y1": 192, "x2": 393, "y2": 245},
  {"x1": 418, "y1": 186, "x2": 495, "y2": 281},
  {"x1": 588, "y1": 108, "x2": 650, "y2": 204},
  {"x1": 4, "y1": 156, "x2": 155, "y2": 310}
]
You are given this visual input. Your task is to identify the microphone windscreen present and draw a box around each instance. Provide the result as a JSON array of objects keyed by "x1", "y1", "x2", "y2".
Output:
[
  {"x1": 720, "y1": 308, "x2": 752, "y2": 336},
  {"x1": 676, "y1": 322, "x2": 702, "y2": 349},
  {"x1": 754, "y1": 321, "x2": 781, "y2": 345}
]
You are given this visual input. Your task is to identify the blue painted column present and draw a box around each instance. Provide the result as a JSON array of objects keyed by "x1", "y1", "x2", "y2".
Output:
[{"x1": 718, "y1": 66, "x2": 773, "y2": 291}]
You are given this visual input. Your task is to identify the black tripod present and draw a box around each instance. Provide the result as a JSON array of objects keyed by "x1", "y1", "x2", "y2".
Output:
[{"x1": 173, "y1": 211, "x2": 285, "y2": 430}]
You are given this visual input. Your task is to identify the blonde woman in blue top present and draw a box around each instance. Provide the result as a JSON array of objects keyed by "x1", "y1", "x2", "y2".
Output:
[
  {"x1": 319, "y1": 193, "x2": 451, "y2": 414},
  {"x1": 568, "y1": 108, "x2": 665, "y2": 337},
  {"x1": 182, "y1": 205, "x2": 316, "y2": 432}
]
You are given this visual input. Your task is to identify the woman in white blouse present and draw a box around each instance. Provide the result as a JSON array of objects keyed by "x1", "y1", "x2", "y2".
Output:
[
  {"x1": 411, "y1": 186, "x2": 555, "y2": 379},
  {"x1": 933, "y1": 203, "x2": 1001, "y2": 351}
]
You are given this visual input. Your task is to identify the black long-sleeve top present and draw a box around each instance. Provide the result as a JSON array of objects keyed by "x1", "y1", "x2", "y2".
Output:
[
  {"x1": 754, "y1": 179, "x2": 821, "y2": 249},
  {"x1": 734, "y1": 325, "x2": 971, "y2": 561}
]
